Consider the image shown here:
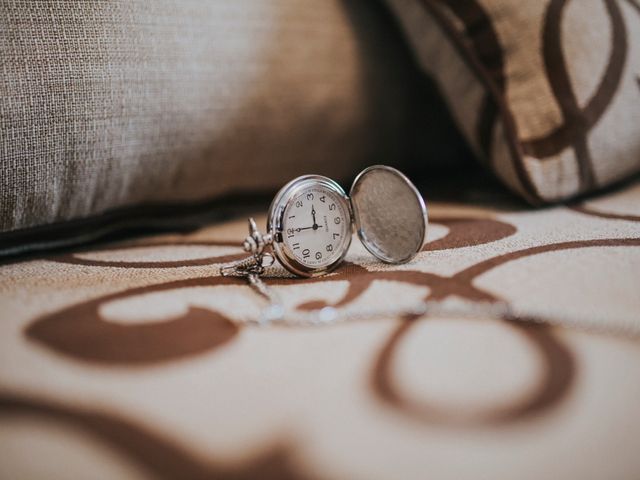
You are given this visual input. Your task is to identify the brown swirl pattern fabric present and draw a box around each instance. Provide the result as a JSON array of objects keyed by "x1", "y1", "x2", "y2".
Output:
[
  {"x1": 385, "y1": 0, "x2": 640, "y2": 204},
  {"x1": 1, "y1": 179, "x2": 640, "y2": 478}
]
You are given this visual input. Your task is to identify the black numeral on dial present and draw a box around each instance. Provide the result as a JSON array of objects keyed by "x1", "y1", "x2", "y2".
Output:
[
  {"x1": 302, "y1": 249, "x2": 310, "y2": 259},
  {"x1": 315, "y1": 252, "x2": 322, "y2": 260},
  {"x1": 326, "y1": 244, "x2": 333, "y2": 252}
]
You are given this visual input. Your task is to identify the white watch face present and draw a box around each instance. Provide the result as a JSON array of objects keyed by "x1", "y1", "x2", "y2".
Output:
[{"x1": 281, "y1": 184, "x2": 351, "y2": 269}]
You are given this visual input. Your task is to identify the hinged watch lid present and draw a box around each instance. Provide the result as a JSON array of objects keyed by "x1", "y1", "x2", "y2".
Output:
[{"x1": 349, "y1": 165, "x2": 427, "y2": 264}]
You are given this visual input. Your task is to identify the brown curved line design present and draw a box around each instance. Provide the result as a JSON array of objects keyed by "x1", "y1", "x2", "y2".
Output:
[
  {"x1": 289, "y1": 264, "x2": 498, "y2": 314},
  {"x1": 627, "y1": 0, "x2": 640, "y2": 14},
  {"x1": 28, "y1": 214, "x2": 518, "y2": 364},
  {"x1": 521, "y1": 0, "x2": 628, "y2": 184},
  {"x1": 295, "y1": 264, "x2": 376, "y2": 310},
  {"x1": 26, "y1": 275, "x2": 243, "y2": 365},
  {"x1": 48, "y1": 240, "x2": 246, "y2": 268},
  {"x1": 240, "y1": 238, "x2": 640, "y2": 311},
  {"x1": 24, "y1": 262, "x2": 497, "y2": 365},
  {"x1": 371, "y1": 315, "x2": 574, "y2": 426},
  {"x1": 0, "y1": 392, "x2": 308, "y2": 480},
  {"x1": 569, "y1": 205, "x2": 640, "y2": 222},
  {"x1": 422, "y1": 217, "x2": 516, "y2": 251},
  {"x1": 420, "y1": 0, "x2": 542, "y2": 204},
  {"x1": 370, "y1": 237, "x2": 639, "y2": 425},
  {"x1": 25, "y1": 238, "x2": 640, "y2": 365},
  {"x1": 442, "y1": 0, "x2": 506, "y2": 163},
  {"x1": 455, "y1": 237, "x2": 640, "y2": 280}
]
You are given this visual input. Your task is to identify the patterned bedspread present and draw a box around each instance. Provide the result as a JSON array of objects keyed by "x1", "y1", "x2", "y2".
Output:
[{"x1": 1, "y1": 179, "x2": 639, "y2": 479}]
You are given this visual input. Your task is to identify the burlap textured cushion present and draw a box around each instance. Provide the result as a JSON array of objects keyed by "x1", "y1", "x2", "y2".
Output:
[
  {"x1": 385, "y1": 0, "x2": 640, "y2": 204},
  {"x1": 0, "y1": 0, "x2": 419, "y2": 246}
]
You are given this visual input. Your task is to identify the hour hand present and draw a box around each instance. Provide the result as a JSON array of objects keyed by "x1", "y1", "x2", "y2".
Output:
[
  {"x1": 296, "y1": 226, "x2": 314, "y2": 232},
  {"x1": 311, "y1": 204, "x2": 318, "y2": 229}
]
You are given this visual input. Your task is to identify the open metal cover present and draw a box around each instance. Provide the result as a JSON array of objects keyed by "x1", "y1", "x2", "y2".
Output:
[{"x1": 349, "y1": 166, "x2": 427, "y2": 264}]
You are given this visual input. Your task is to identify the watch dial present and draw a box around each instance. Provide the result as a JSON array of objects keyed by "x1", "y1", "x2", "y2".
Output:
[{"x1": 281, "y1": 185, "x2": 351, "y2": 269}]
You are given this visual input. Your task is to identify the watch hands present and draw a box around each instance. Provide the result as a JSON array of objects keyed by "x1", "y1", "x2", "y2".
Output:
[
  {"x1": 294, "y1": 203, "x2": 320, "y2": 233},
  {"x1": 311, "y1": 204, "x2": 319, "y2": 230}
]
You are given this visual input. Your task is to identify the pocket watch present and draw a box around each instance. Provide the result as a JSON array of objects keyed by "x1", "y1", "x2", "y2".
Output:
[
  {"x1": 220, "y1": 165, "x2": 428, "y2": 323},
  {"x1": 222, "y1": 165, "x2": 427, "y2": 277},
  {"x1": 219, "y1": 166, "x2": 521, "y2": 330},
  {"x1": 219, "y1": 167, "x2": 523, "y2": 327}
]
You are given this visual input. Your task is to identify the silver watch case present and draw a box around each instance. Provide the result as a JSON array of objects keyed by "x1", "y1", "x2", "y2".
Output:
[{"x1": 267, "y1": 165, "x2": 428, "y2": 277}]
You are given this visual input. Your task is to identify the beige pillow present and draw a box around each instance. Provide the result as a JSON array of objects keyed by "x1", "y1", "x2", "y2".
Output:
[
  {"x1": 384, "y1": 0, "x2": 640, "y2": 204},
  {"x1": 0, "y1": 0, "x2": 421, "y2": 252}
]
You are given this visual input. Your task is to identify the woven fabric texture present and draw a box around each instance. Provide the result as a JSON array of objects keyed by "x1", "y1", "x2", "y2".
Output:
[
  {"x1": 1, "y1": 177, "x2": 639, "y2": 479},
  {"x1": 0, "y1": 0, "x2": 418, "y2": 234},
  {"x1": 385, "y1": 0, "x2": 640, "y2": 204}
]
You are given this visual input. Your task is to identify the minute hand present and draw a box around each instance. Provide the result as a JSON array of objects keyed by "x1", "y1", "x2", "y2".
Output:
[{"x1": 295, "y1": 226, "x2": 315, "y2": 232}]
